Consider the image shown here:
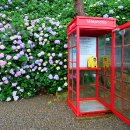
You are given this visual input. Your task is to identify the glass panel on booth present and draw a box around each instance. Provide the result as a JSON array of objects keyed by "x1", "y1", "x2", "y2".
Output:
[
  {"x1": 74, "y1": 32, "x2": 76, "y2": 46},
  {"x1": 70, "y1": 35, "x2": 73, "y2": 47},
  {"x1": 73, "y1": 48, "x2": 76, "y2": 62},
  {"x1": 115, "y1": 32, "x2": 122, "y2": 79},
  {"x1": 80, "y1": 70, "x2": 96, "y2": 98},
  {"x1": 69, "y1": 49, "x2": 73, "y2": 61},
  {"x1": 124, "y1": 27, "x2": 130, "y2": 45},
  {"x1": 80, "y1": 37, "x2": 96, "y2": 67}
]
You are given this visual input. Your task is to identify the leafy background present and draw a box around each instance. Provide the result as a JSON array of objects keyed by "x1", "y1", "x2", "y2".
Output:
[{"x1": 0, "y1": 0, "x2": 130, "y2": 101}]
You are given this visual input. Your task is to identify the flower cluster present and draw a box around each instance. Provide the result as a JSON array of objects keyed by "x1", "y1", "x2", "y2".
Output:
[
  {"x1": 0, "y1": 12, "x2": 68, "y2": 101},
  {"x1": 88, "y1": 0, "x2": 129, "y2": 25}
]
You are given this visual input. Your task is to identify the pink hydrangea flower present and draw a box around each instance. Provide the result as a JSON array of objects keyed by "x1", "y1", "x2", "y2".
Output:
[
  {"x1": 0, "y1": 60, "x2": 6, "y2": 66},
  {"x1": 0, "y1": 45, "x2": 5, "y2": 50},
  {"x1": 0, "y1": 53, "x2": 4, "y2": 58},
  {"x1": 6, "y1": 55, "x2": 12, "y2": 60}
]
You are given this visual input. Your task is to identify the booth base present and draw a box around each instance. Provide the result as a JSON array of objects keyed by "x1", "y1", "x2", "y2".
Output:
[{"x1": 80, "y1": 100, "x2": 109, "y2": 113}]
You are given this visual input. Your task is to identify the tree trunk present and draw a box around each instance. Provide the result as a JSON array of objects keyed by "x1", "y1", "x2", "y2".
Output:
[{"x1": 74, "y1": 0, "x2": 85, "y2": 16}]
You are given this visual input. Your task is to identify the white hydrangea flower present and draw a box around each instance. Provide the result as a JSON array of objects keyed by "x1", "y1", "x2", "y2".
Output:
[
  {"x1": 57, "y1": 87, "x2": 62, "y2": 92},
  {"x1": 19, "y1": 89, "x2": 24, "y2": 92},
  {"x1": 13, "y1": 96, "x2": 19, "y2": 101},
  {"x1": 6, "y1": 97, "x2": 11, "y2": 102},
  {"x1": 17, "y1": 86, "x2": 20, "y2": 90},
  {"x1": 40, "y1": 59, "x2": 43, "y2": 63},
  {"x1": 64, "y1": 65, "x2": 67, "y2": 68},
  {"x1": 52, "y1": 53, "x2": 55, "y2": 57},
  {"x1": 64, "y1": 82, "x2": 68, "y2": 86},
  {"x1": 48, "y1": 53, "x2": 51, "y2": 56},
  {"x1": 64, "y1": 77, "x2": 67, "y2": 80},
  {"x1": 38, "y1": 67, "x2": 42, "y2": 70},
  {"x1": 49, "y1": 56, "x2": 53, "y2": 60},
  {"x1": 56, "y1": 66, "x2": 60, "y2": 70}
]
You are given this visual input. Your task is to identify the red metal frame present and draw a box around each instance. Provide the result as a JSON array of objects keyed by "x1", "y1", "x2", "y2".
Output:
[{"x1": 67, "y1": 16, "x2": 130, "y2": 126}]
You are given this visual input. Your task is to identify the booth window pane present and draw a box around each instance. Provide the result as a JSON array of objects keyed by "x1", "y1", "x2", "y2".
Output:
[
  {"x1": 115, "y1": 31, "x2": 122, "y2": 46},
  {"x1": 115, "y1": 47, "x2": 122, "y2": 79},
  {"x1": 106, "y1": 34, "x2": 111, "y2": 47},
  {"x1": 73, "y1": 93, "x2": 76, "y2": 107},
  {"x1": 98, "y1": 75, "x2": 104, "y2": 87},
  {"x1": 74, "y1": 32, "x2": 76, "y2": 46},
  {"x1": 73, "y1": 63, "x2": 76, "y2": 68},
  {"x1": 124, "y1": 82, "x2": 130, "y2": 100},
  {"x1": 70, "y1": 62, "x2": 72, "y2": 68},
  {"x1": 73, "y1": 48, "x2": 76, "y2": 62},
  {"x1": 70, "y1": 35, "x2": 73, "y2": 47},
  {"x1": 80, "y1": 37, "x2": 96, "y2": 67},
  {"x1": 123, "y1": 101, "x2": 130, "y2": 120},
  {"x1": 115, "y1": 80, "x2": 122, "y2": 96},
  {"x1": 69, "y1": 75, "x2": 72, "y2": 89},
  {"x1": 80, "y1": 70, "x2": 96, "y2": 98},
  {"x1": 114, "y1": 97, "x2": 122, "y2": 113},
  {"x1": 69, "y1": 90, "x2": 72, "y2": 101},
  {"x1": 69, "y1": 49, "x2": 73, "y2": 61},
  {"x1": 124, "y1": 46, "x2": 130, "y2": 64},
  {"x1": 106, "y1": 47, "x2": 111, "y2": 56},
  {"x1": 124, "y1": 67, "x2": 130, "y2": 84},
  {"x1": 73, "y1": 77, "x2": 76, "y2": 92},
  {"x1": 98, "y1": 35, "x2": 105, "y2": 50},
  {"x1": 124, "y1": 27, "x2": 130, "y2": 45}
]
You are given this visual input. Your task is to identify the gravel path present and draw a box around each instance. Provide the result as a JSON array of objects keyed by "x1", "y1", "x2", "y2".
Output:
[{"x1": 0, "y1": 95, "x2": 129, "y2": 130}]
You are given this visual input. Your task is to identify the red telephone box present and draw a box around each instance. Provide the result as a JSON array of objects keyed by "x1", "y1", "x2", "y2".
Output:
[{"x1": 67, "y1": 16, "x2": 130, "y2": 126}]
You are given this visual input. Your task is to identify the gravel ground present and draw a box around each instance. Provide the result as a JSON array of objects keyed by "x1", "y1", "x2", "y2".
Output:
[{"x1": 0, "y1": 95, "x2": 129, "y2": 130}]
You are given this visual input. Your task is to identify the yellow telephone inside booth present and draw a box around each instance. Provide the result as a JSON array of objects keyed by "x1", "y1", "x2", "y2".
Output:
[{"x1": 87, "y1": 56, "x2": 97, "y2": 68}]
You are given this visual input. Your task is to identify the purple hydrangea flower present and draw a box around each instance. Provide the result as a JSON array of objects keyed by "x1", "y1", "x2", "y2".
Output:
[
  {"x1": 15, "y1": 71, "x2": 22, "y2": 77},
  {"x1": 54, "y1": 75, "x2": 59, "y2": 80},
  {"x1": 13, "y1": 56, "x2": 19, "y2": 60},
  {"x1": 10, "y1": 69, "x2": 15, "y2": 75},
  {"x1": 54, "y1": 40, "x2": 60, "y2": 44},
  {"x1": 0, "y1": 23, "x2": 3, "y2": 27},
  {"x1": 12, "y1": 83, "x2": 17, "y2": 87},
  {"x1": 0, "y1": 28, "x2": 5, "y2": 32},
  {"x1": 19, "y1": 51, "x2": 24, "y2": 56},
  {"x1": 13, "y1": 40, "x2": 17, "y2": 44},
  {"x1": 45, "y1": 17, "x2": 50, "y2": 21},
  {"x1": 17, "y1": 40, "x2": 22, "y2": 44},
  {"x1": 20, "y1": 43, "x2": 25, "y2": 49},
  {"x1": 3, "y1": 80, "x2": 7, "y2": 85},
  {"x1": 12, "y1": 46, "x2": 17, "y2": 50},
  {"x1": 4, "y1": 24, "x2": 11, "y2": 29},
  {"x1": 8, "y1": 0, "x2": 12, "y2": 4},
  {"x1": 49, "y1": 60, "x2": 53, "y2": 65},
  {"x1": 2, "y1": 77, "x2": 7, "y2": 81},
  {"x1": 48, "y1": 74, "x2": 53, "y2": 79}
]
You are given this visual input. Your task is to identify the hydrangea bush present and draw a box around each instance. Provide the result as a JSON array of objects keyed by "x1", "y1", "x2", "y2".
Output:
[
  {"x1": 1, "y1": 0, "x2": 130, "y2": 101},
  {"x1": 0, "y1": 12, "x2": 68, "y2": 101}
]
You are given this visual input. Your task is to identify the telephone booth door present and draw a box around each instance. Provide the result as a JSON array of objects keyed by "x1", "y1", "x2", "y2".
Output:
[{"x1": 112, "y1": 23, "x2": 130, "y2": 125}]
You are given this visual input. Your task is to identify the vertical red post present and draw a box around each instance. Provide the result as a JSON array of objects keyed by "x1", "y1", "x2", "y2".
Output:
[
  {"x1": 76, "y1": 27, "x2": 80, "y2": 116},
  {"x1": 111, "y1": 31, "x2": 115, "y2": 108},
  {"x1": 96, "y1": 37, "x2": 99, "y2": 98}
]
